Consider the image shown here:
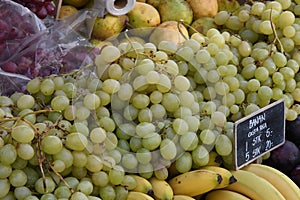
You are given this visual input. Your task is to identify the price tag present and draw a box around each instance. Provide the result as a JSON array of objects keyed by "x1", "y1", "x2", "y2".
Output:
[{"x1": 233, "y1": 99, "x2": 285, "y2": 170}]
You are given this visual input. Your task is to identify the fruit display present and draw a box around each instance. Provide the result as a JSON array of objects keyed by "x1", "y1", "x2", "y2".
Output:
[{"x1": 1, "y1": 0, "x2": 300, "y2": 199}]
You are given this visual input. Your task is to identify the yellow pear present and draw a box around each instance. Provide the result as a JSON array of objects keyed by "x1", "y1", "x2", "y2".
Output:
[
  {"x1": 127, "y1": 2, "x2": 161, "y2": 28},
  {"x1": 146, "y1": 0, "x2": 160, "y2": 8},
  {"x1": 186, "y1": 0, "x2": 218, "y2": 19},
  {"x1": 149, "y1": 21, "x2": 189, "y2": 46},
  {"x1": 62, "y1": 0, "x2": 90, "y2": 8},
  {"x1": 217, "y1": 0, "x2": 241, "y2": 13},
  {"x1": 58, "y1": 5, "x2": 78, "y2": 19},
  {"x1": 91, "y1": 14, "x2": 128, "y2": 40},
  {"x1": 189, "y1": 17, "x2": 218, "y2": 35}
]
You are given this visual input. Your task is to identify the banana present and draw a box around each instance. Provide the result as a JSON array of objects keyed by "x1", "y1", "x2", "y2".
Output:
[
  {"x1": 225, "y1": 169, "x2": 286, "y2": 200},
  {"x1": 199, "y1": 165, "x2": 237, "y2": 189},
  {"x1": 172, "y1": 195, "x2": 196, "y2": 200},
  {"x1": 127, "y1": 191, "x2": 155, "y2": 200},
  {"x1": 204, "y1": 189, "x2": 251, "y2": 200},
  {"x1": 149, "y1": 177, "x2": 174, "y2": 200},
  {"x1": 242, "y1": 163, "x2": 300, "y2": 200},
  {"x1": 206, "y1": 150, "x2": 223, "y2": 166},
  {"x1": 168, "y1": 169, "x2": 222, "y2": 196},
  {"x1": 130, "y1": 175, "x2": 154, "y2": 196}
]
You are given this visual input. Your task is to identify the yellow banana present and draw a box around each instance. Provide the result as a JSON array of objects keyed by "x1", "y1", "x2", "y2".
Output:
[
  {"x1": 127, "y1": 191, "x2": 155, "y2": 200},
  {"x1": 204, "y1": 189, "x2": 251, "y2": 200},
  {"x1": 206, "y1": 150, "x2": 223, "y2": 166},
  {"x1": 225, "y1": 169, "x2": 285, "y2": 200},
  {"x1": 130, "y1": 175, "x2": 154, "y2": 196},
  {"x1": 172, "y1": 195, "x2": 196, "y2": 200},
  {"x1": 168, "y1": 169, "x2": 222, "y2": 196},
  {"x1": 199, "y1": 165, "x2": 237, "y2": 189},
  {"x1": 242, "y1": 163, "x2": 300, "y2": 200},
  {"x1": 149, "y1": 177, "x2": 174, "y2": 200}
]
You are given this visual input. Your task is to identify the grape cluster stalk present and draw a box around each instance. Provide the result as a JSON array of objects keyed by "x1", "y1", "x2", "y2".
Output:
[{"x1": 1, "y1": 0, "x2": 300, "y2": 199}]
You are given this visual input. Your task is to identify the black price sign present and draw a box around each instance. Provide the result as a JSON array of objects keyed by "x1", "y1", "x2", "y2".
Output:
[{"x1": 234, "y1": 99, "x2": 285, "y2": 170}]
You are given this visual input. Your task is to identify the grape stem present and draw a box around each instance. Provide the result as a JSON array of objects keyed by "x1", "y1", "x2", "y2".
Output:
[{"x1": 269, "y1": 8, "x2": 284, "y2": 54}]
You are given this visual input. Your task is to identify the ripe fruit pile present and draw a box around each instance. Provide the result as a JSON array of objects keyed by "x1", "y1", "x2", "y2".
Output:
[{"x1": 2, "y1": 0, "x2": 300, "y2": 199}]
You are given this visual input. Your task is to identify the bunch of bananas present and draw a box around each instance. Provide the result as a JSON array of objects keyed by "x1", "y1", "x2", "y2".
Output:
[{"x1": 125, "y1": 163, "x2": 300, "y2": 200}]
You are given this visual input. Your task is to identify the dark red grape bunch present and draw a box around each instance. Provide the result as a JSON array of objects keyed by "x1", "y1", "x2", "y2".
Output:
[{"x1": 12, "y1": 0, "x2": 56, "y2": 19}]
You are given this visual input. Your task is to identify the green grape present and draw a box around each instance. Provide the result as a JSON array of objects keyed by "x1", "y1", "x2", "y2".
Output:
[
  {"x1": 77, "y1": 180, "x2": 93, "y2": 195},
  {"x1": 175, "y1": 152, "x2": 193, "y2": 173},
  {"x1": 121, "y1": 153, "x2": 138, "y2": 170},
  {"x1": 247, "y1": 79, "x2": 260, "y2": 92},
  {"x1": 195, "y1": 49, "x2": 211, "y2": 64},
  {"x1": 64, "y1": 105, "x2": 77, "y2": 121},
  {"x1": 52, "y1": 160, "x2": 66, "y2": 172},
  {"x1": 70, "y1": 191, "x2": 88, "y2": 200},
  {"x1": 17, "y1": 143, "x2": 34, "y2": 160},
  {"x1": 150, "y1": 104, "x2": 166, "y2": 119},
  {"x1": 283, "y1": 25, "x2": 296, "y2": 38},
  {"x1": 25, "y1": 195, "x2": 39, "y2": 200},
  {"x1": 192, "y1": 145, "x2": 209, "y2": 167},
  {"x1": 99, "y1": 117, "x2": 116, "y2": 132},
  {"x1": 160, "y1": 138, "x2": 177, "y2": 160},
  {"x1": 149, "y1": 90, "x2": 163, "y2": 104},
  {"x1": 104, "y1": 132, "x2": 118, "y2": 150},
  {"x1": 214, "y1": 10, "x2": 230, "y2": 25},
  {"x1": 258, "y1": 86, "x2": 273, "y2": 101},
  {"x1": 41, "y1": 135, "x2": 62, "y2": 155},
  {"x1": 121, "y1": 175, "x2": 137, "y2": 190},
  {"x1": 136, "y1": 148, "x2": 152, "y2": 164},
  {"x1": 138, "y1": 163, "x2": 153, "y2": 179},
  {"x1": 179, "y1": 131, "x2": 198, "y2": 151},
  {"x1": 158, "y1": 40, "x2": 178, "y2": 54},
  {"x1": 90, "y1": 127, "x2": 106, "y2": 144},
  {"x1": 184, "y1": 38, "x2": 201, "y2": 52},
  {"x1": 65, "y1": 132, "x2": 88, "y2": 151},
  {"x1": 244, "y1": 103, "x2": 260, "y2": 116},
  {"x1": 154, "y1": 167, "x2": 168, "y2": 180},
  {"x1": 50, "y1": 95, "x2": 69, "y2": 111},
  {"x1": 35, "y1": 177, "x2": 56, "y2": 194},
  {"x1": 115, "y1": 186, "x2": 128, "y2": 200},
  {"x1": 278, "y1": 11, "x2": 295, "y2": 29},
  {"x1": 92, "y1": 171, "x2": 109, "y2": 187},
  {"x1": 0, "y1": 163, "x2": 12, "y2": 179},
  {"x1": 142, "y1": 132, "x2": 161, "y2": 151},
  {"x1": 0, "y1": 178, "x2": 10, "y2": 198},
  {"x1": 83, "y1": 93, "x2": 101, "y2": 110},
  {"x1": 117, "y1": 139, "x2": 130, "y2": 154},
  {"x1": 54, "y1": 186, "x2": 72, "y2": 199},
  {"x1": 138, "y1": 108, "x2": 153, "y2": 122},
  {"x1": 128, "y1": 136, "x2": 142, "y2": 152},
  {"x1": 86, "y1": 155, "x2": 103, "y2": 173},
  {"x1": 11, "y1": 125, "x2": 34, "y2": 144},
  {"x1": 215, "y1": 134, "x2": 233, "y2": 157},
  {"x1": 108, "y1": 165, "x2": 125, "y2": 185},
  {"x1": 225, "y1": 15, "x2": 243, "y2": 31},
  {"x1": 214, "y1": 81, "x2": 230, "y2": 96},
  {"x1": 132, "y1": 94, "x2": 150, "y2": 109},
  {"x1": 132, "y1": 75, "x2": 148, "y2": 92},
  {"x1": 174, "y1": 75, "x2": 191, "y2": 91},
  {"x1": 172, "y1": 118, "x2": 189, "y2": 135},
  {"x1": 202, "y1": 101, "x2": 217, "y2": 115},
  {"x1": 17, "y1": 94, "x2": 35, "y2": 110},
  {"x1": 176, "y1": 46, "x2": 194, "y2": 62},
  {"x1": 53, "y1": 147, "x2": 73, "y2": 168},
  {"x1": 255, "y1": 67, "x2": 269, "y2": 82},
  {"x1": 102, "y1": 79, "x2": 121, "y2": 94},
  {"x1": 157, "y1": 73, "x2": 172, "y2": 93},
  {"x1": 183, "y1": 115, "x2": 200, "y2": 132},
  {"x1": 161, "y1": 92, "x2": 180, "y2": 113},
  {"x1": 101, "y1": 45, "x2": 121, "y2": 63},
  {"x1": 14, "y1": 186, "x2": 31, "y2": 200},
  {"x1": 284, "y1": 78, "x2": 296, "y2": 92},
  {"x1": 259, "y1": 20, "x2": 274, "y2": 35},
  {"x1": 0, "y1": 144, "x2": 17, "y2": 165},
  {"x1": 99, "y1": 184, "x2": 116, "y2": 200},
  {"x1": 279, "y1": 67, "x2": 295, "y2": 80},
  {"x1": 136, "y1": 122, "x2": 155, "y2": 138},
  {"x1": 26, "y1": 78, "x2": 41, "y2": 94},
  {"x1": 272, "y1": 87, "x2": 284, "y2": 100},
  {"x1": 40, "y1": 78, "x2": 55, "y2": 96},
  {"x1": 286, "y1": 108, "x2": 298, "y2": 121},
  {"x1": 199, "y1": 129, "x2": 216, "y2": 145},
  {"x1": 272, "y1": 52, "x2": 287, "y2": 68}
]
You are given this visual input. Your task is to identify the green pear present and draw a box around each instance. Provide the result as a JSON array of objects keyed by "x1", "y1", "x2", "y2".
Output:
[
  {"x1": 91, "y1": 14, "x2": 128, "y2": 40},
  {"x1": 158, "y1": 0, "x2": 193, "y2": 25},
  {"x1": 127, "y1": 2, "x2": 161, "y2": 28},
  {"x1": 146, "y1": 0, "x2": 160, "y2": 8},
  {"x1": 217, "y1": 0, "x2": 241, "y2": 13},
  {"x1": 189, "y1": 17, "x2": 218, "y2": 36}
]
